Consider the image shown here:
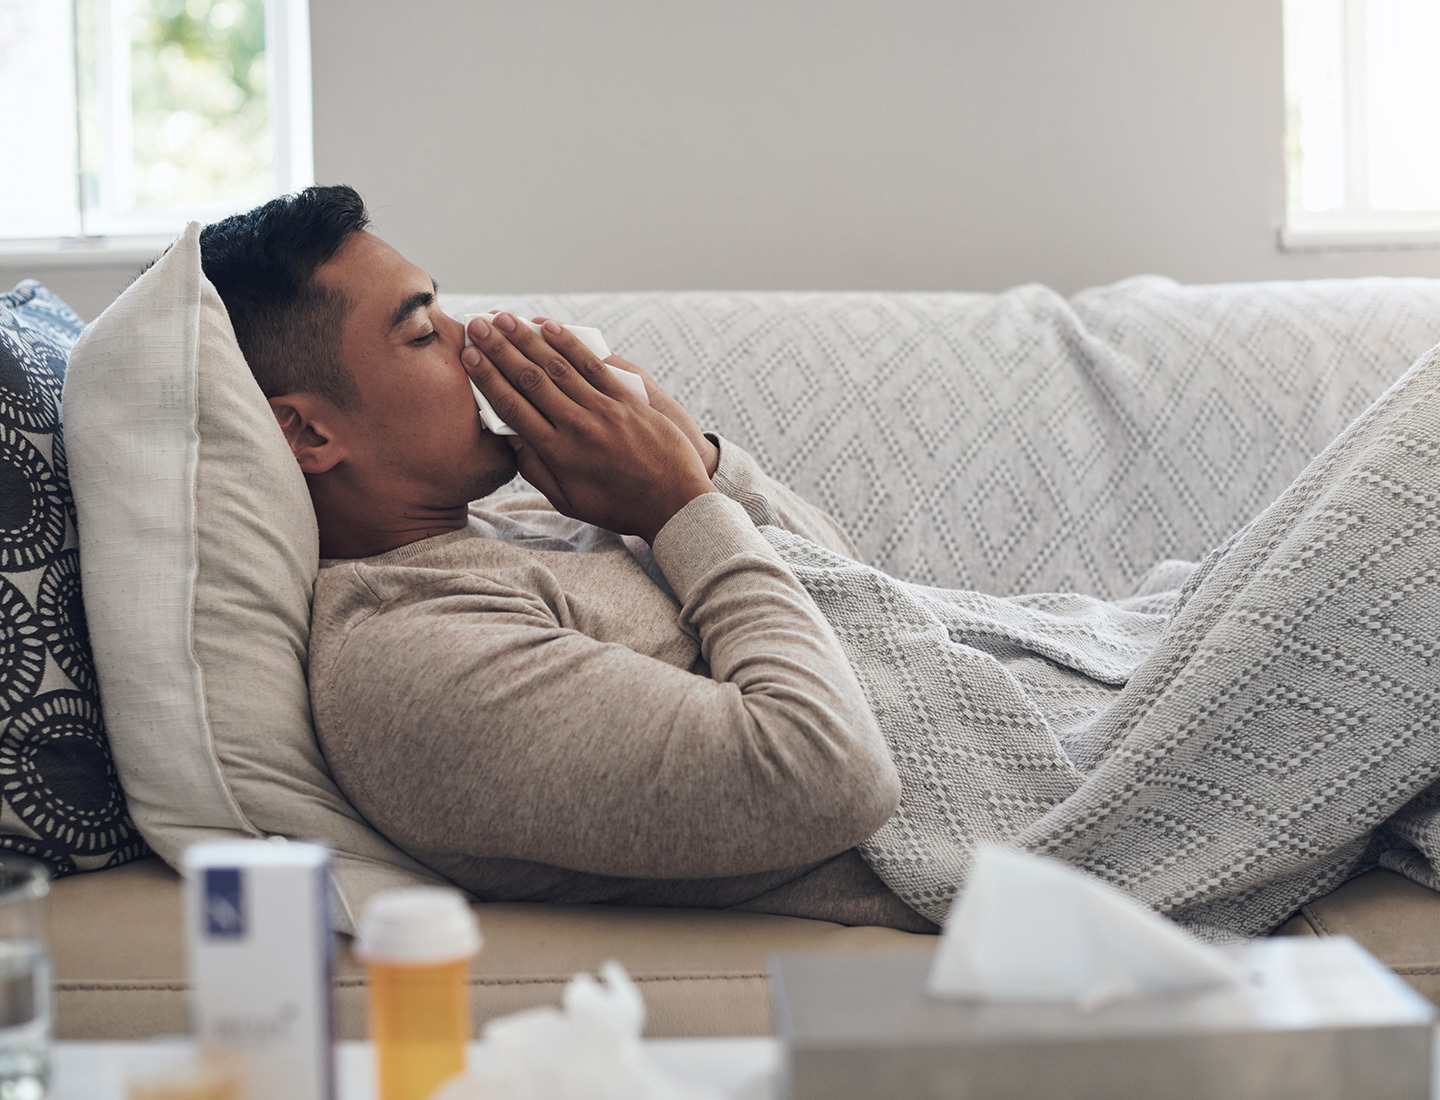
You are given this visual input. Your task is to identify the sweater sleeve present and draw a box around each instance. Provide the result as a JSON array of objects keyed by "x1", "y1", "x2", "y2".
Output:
[
  {"x1": 311, "y1": 492, "x2": 898, "y2": 881},
  {"x1": 708, "y1": 434, "x2": 861, "y2": 560}
]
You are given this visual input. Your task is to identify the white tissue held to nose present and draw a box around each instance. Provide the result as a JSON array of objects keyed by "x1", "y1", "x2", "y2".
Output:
[
  {"x1": 462, "y1": 314, "x2": 649, "y2": 435},
  {"x1": 928, "y1": 845, "x2": 1247, "y2": 1009}
]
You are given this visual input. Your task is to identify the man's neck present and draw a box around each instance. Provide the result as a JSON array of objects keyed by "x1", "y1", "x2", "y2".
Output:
[{"x1": 311, "y1": 486, "x2": 470, "y2": 560}]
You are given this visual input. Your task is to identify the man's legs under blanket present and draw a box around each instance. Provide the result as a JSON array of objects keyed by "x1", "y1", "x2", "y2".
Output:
[{"x1": 764, "y1": 341, "x2": 1440, "y2": 939}]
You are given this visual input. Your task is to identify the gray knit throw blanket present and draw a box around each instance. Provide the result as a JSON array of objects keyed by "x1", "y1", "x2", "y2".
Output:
[{"x1": 763, "y1": 342, "x2": 1440, "y2": 941}]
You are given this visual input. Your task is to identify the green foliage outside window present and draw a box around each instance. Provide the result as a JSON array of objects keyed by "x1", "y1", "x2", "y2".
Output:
[{"x1": 130, "y1": 0, "x2": 271, "y2": 210}]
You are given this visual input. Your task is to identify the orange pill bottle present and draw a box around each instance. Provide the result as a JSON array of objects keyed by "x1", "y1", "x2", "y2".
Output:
[{"x1": 356, "y1": 889, "x2": 482, "y2": 1100}]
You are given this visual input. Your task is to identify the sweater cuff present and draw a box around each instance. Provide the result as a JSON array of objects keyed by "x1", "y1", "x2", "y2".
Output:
[
  {"x1": 650, "y1": 490, "x2": 782, "y2": 603},
  {"x1": 709, "y1": 433, "x2": 764, "y2": 500}
]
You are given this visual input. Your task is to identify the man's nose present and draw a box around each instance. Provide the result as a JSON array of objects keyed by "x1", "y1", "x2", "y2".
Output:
[{"x1": 440, "y1": 311, "x2": 468, "y2": 353}]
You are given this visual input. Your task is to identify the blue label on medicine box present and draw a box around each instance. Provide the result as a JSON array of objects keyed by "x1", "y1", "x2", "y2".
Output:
[{"x1": 204, "y1": 867, "x2": 246, "y2": 939}]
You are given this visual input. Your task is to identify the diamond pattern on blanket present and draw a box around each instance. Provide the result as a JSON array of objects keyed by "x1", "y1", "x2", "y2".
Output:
[
  {"x1": 1045, "y1": 391, "x2": 1107, "y2": 480},
  {"x1": 1012, "y1": 360, "x2": 1440, "y2": 936},
  {"x1": 755, "y1": 341, "x2": 822, "y2": 434},
  {"x1": 899, "y1": 364, "x2": 968, "y2": 459},
  {"x1": 444, "y1": 278, "x2": 1440, "y2": 601},
  {"x1": 1218, "y1": 686, "x2": 1367, "y2": 778},
  {"x1": 1183, "y1": 390, "x2": 1252, "y2": 493},
  {"x1": 963, "y1": 461, "x2": 1037, "y2": 576},
  {"x1": 816, "y1": 440, "x2": 888, "y2": 546},
  {"x1": 740, "y1": 345, "x2": 1440, "y2": 938}
]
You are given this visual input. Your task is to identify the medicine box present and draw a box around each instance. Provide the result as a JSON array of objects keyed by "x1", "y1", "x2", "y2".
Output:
[
  {"x1": 183, "y1": 840, "x2": 335, "y2": 1100},
  {"x1": 770, "y1": 939, "x2": 1435, "y2": 1100}
]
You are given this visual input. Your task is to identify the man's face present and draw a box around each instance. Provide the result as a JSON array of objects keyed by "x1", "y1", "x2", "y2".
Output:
[{"x1": 313, "y1": 230, "x2": 516, "y2": 511}]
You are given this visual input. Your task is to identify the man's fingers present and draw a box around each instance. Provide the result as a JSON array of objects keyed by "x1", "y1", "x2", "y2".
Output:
[
  {"x1": 461, "y1": 337, "x2": 556, "y2": 439},
  {"x1": 466, "y1": 313, "x2": 575, "y2": 426},
  {"x1": 477, "y1": 313, "x2": 624, "y2": 417},
  {"x1": 544, "y1": 321, "x2": 613, "y2": 392},
  {"x1": 530, "y1": 317, "x2": 639, "y2": 403}
]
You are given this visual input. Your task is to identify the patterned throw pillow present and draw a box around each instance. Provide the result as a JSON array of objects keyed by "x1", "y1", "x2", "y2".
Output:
[{"x1": 0, "y1": 281, "x2": 148, "y2": 875}]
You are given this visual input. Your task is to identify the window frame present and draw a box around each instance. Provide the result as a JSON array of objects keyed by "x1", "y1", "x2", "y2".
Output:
[
  {"x1": 0, "y1": 0, "x2": 313, "y2": 261},
  {"x1": 1281, "y1": 0, "x2": 1440, "y2": 251}
]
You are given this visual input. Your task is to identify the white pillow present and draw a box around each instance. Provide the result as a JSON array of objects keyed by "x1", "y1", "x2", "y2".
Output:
[{"x1": 63, "y1": 222, "x2": 444, "y2": 933}]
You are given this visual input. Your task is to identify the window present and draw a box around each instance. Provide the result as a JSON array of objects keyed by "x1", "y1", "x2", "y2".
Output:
[
  {"x1": 0, "y1": 0, "x2": 311, "y2": 248},
  {"x1": 1283, "y1": 0, "x2": 1440, "y2": 248}
]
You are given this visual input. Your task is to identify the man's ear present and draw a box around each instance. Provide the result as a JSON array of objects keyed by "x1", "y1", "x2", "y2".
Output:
[{"x1": 268, "y1": 394, "x2": 348, "y2": 475}]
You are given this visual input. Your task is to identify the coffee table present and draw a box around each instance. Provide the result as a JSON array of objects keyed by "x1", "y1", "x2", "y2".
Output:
[{"x1": 49, "y1": 1038, "x2": 783, "y2": 1099}]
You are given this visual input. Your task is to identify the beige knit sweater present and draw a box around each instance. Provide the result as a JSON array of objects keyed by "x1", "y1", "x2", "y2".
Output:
[{"x1": 309, "y1": 438, "x2": 936, "y2": 931}]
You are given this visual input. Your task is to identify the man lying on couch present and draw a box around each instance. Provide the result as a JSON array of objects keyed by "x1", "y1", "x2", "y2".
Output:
[{"x1": 199, "y1": 185, "x2": 1440, "y2": 940}]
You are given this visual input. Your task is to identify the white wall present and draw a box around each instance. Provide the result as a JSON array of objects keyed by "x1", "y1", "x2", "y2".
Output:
[
  {"x1": 308, "y1": 0, "x2": 1440, "y2": 295},
  {"x1": 10, "y1": 0, "x2": 1440, "y2": 320}
]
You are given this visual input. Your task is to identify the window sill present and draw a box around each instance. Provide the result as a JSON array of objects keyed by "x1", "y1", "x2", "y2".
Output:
[
  {"x1": 1279, "y1": 225, "x2": 1440, "y2": 252},
  {"x1": 0, "y1": 236, "x2": 177, "y2": 268}
]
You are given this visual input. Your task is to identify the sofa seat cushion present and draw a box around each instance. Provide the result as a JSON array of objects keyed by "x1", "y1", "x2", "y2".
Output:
[
  {"x1": 1275, "y1": 868, "x2": 1440, "y2": 1006},
  {"x1": 47, "y1": 858, "x2": 929, "y2": 1039},
  {"x1": 50, "y1": 860, "x2": 1440, "y2": 1038}
]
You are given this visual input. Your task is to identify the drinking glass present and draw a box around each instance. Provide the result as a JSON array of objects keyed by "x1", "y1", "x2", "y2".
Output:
[{"x1": 0, "y1": 857, "x2": 50, "y2": 1100}]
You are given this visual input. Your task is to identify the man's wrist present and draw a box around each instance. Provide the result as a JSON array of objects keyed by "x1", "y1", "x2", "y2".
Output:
[{"x1": 643, "y1": 482, "x2": 719, "y2": 545}]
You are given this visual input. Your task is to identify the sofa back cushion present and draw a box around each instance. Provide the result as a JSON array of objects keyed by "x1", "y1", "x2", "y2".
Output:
[
  {"x1": 442, "y1": 280, "x2": 1440, "y2": 598},
  {"x1": 63, "y1": 226, "x2": 443, "y2": 933},
  {"x1": 0, "y1": 280, "x2": 150, "y2": 875}
]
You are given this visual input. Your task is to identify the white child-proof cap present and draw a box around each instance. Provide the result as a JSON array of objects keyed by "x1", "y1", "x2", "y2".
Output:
[{"x1": 356, "y1": 887, "x2": 482, "y2": 965}]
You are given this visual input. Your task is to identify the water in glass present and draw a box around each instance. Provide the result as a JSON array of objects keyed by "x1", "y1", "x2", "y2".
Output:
[{"x1": 0, "y1": 860, "x2": 50, "y2": 1100}]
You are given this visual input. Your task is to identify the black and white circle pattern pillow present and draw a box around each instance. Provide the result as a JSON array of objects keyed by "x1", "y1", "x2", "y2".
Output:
[{"x1": 0, "y1": 282, "x2": 149, "y2": 875}]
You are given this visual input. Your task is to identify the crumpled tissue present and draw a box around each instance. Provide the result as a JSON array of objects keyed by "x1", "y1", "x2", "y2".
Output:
[
  {"x1": 928, "y1": 846, "x2": 1246, "y2": 1009},
  {"x1": 431, "y1": 961, "x2": 719, "y2": 1100}
]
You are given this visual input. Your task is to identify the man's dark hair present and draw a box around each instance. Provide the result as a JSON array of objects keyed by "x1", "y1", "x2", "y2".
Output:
[{"x1": 199, "y1": 184, "x2": 369, "y2": 410}]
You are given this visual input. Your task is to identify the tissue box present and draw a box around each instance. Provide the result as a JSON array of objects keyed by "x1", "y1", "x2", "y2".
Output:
[{"x1": 770, "y1": 939, "x2": 1435, "y2": 1100}]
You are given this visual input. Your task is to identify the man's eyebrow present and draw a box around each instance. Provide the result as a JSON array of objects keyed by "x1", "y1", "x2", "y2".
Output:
[{"x1": 386, "y1": 278, "x2": 441, "y2": 331}]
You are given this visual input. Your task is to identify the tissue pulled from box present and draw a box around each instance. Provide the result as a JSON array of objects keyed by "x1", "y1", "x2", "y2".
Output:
[
  {"x1": 928, "y1": 846, "x2": 1245, "y2": 1008},
  {"x1": 431, "y1": 961, "x2": 718, "y2": 1100}
]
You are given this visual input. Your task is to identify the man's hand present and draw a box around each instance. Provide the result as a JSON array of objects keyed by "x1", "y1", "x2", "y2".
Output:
[
  {"x1": 526, "y1": 317, "x2": 720, "y2": 478},
  {"x1": 462, "y1": 313, "x2": 716, "y2": 544}
]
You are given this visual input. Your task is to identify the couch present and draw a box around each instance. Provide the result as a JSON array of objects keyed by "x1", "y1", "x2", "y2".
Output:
[{"x1": 29, "y1": 272, "x2": 1440, "y2": 1038}]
